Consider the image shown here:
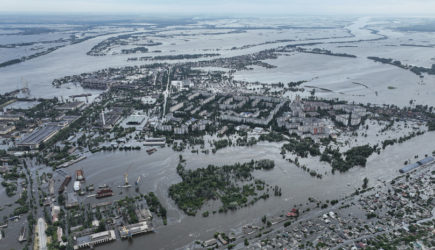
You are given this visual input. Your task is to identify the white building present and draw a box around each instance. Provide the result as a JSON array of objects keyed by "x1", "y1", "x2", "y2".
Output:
[
  {"x1": 171, "y1": 80, "x2": 193, "y2": 91},
  {"x1": 140, "y1": 96, "x2": 156, "y2": 105}
]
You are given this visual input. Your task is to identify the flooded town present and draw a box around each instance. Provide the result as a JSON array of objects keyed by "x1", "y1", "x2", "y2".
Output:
[{"x1": 0, "y1": 2, "x2": 434, "y2": 250}]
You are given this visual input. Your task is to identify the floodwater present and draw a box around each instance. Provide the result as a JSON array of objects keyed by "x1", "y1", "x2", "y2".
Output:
[
  {"x1": 1, "y1": 16, "x2": 435, "y2": 249},
  {"x1": 53, "y1": 130, "x2": 435, "y2": 249}
]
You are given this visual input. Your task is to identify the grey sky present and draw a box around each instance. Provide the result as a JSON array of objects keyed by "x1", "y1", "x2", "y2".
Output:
[{"x1": 1, "y1": 0, "x2": 435, "y2": 15}]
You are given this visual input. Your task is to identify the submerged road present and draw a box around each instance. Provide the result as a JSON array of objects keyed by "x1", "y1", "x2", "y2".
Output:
[{"x1": 38, "y1": 218, "x2": 47, "y2": 250}]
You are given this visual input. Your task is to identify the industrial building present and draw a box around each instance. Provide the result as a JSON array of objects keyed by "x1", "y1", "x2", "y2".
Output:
[
  {"x1": 17, "y1": 124, "x2": 61, "y2": 149},
  {"x1": 55, "y1": 101, "x2": 85, "y2": 111},
  {"x1": 74, "y1": 230, "x2": 116, "y2": 249},
  {"x1": 399, "y1": 156, "x2": 434, "y2": 173},
  {"x1": 0, "y1": 113, "x2": 23, "y2": 121},
  {"x1": 143, "y1": 137, "x2": 166, "y2": 146},
  {"x1": 124, "y1": 115, "x2": 146, "y2": 125},
  {"x1": 66, "y1": 192, "x2": 79, "y2": 208},
  {"x1": 119, "y1": 221, "x2": 153, "y2": 239}
]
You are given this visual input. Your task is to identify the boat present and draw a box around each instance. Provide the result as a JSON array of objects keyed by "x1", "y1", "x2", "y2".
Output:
[
  {"x1": 58, "y1": 176, "x2": 71, "y2": 194},
  {"x1": 18, "y1": 226, "x2": 27, "y2": 242},
  {"x1": 73, "y1": 181, "x2": 81, "y2": 192},
  {"x1": 76, "y1": 169, "x2": 85, "y2": 182},
  {"x1": 146, "y1": 148, "x2": 157, "y2": 155},
  {"x1": 135, "y1": 176, "x2": 141, "y2": 186},
  {"x1": 98, "y1": 184, "x2": 108, "y2": 189},
  {"x1": 96, "y1": 188, "x2": 113, "y2": 198}
]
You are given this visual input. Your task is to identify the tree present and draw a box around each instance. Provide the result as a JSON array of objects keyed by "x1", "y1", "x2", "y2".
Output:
[{"x1": 362, "y1": 177, "x2": 369, "y2": 189}]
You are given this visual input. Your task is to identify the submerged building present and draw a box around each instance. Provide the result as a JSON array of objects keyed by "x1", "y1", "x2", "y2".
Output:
[{"x1": 400, "y1": 156, "x2": 434, "y2": 173}]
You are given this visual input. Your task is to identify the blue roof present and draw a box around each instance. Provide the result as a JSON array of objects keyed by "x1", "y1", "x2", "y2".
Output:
[
  {"x1": 417, "y1": 156, "x2": 434, "y2": 165},
  {"x1": 400, "y1": 162, "x2": 420, "y2": 173}
]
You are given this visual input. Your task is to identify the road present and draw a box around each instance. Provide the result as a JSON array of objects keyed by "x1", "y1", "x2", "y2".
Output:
[{"x1": 37, "y1": 218, "x2": 47, "y2": 250}]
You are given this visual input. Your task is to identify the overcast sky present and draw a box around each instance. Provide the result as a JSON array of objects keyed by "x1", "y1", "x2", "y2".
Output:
[{"x1": 1, "y1": 0, "x2": 435, "y2": 16}]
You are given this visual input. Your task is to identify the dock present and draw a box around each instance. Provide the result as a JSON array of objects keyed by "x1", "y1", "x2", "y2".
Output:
[{"x1": 56, "y1": 156, "x2": 86, "y2": 169}]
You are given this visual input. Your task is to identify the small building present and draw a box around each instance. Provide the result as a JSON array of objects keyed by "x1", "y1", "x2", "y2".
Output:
[
  {"x1": 218, "y1": 126, "x2": 228, "y2": 135},
  {"x1": 51, "y1": 205, "x2": 61, "y2": 223}
]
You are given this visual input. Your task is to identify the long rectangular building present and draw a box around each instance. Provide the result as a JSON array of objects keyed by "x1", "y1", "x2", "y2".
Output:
[
  {"x1": 17, "y1": 125, "x2": 61, "y2": 149},
  {"x1": 399, "y1": 156, "x2": 434, "y2": 173},
  {"x1": 119, "y1": 221, "x2": 152, "y2": 239},
  {"x1": 74, "y1": 230, "x2": 116, "y2": 249}
]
